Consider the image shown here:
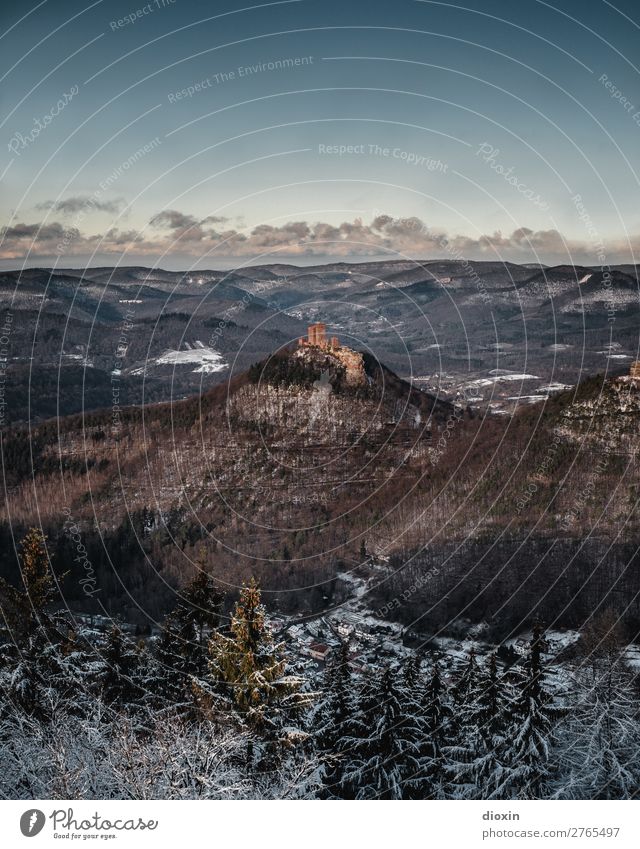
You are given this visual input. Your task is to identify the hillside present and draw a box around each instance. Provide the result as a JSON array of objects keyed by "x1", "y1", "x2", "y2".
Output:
[
  {"x1": 3, "y1": 333, "x2": 640, "y2": 631},
  {"x1": 0, "y1": 341, "x2": 456, "y2": 620}
]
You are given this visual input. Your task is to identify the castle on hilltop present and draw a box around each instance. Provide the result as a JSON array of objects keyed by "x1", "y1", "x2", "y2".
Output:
[
  {"x1": 295, "y1": 322, "x2": 366, "y2": 387},
  {"x1": 298, "y1": 322, "x2": 341, "y2": 351}
]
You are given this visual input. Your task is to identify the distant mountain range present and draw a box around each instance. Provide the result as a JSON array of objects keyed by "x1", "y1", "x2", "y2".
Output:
[{"x1": 1, "y1": 260, "x2": 638, "y2": 424}]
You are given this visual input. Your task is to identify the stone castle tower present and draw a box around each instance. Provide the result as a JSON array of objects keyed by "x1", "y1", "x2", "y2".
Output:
[{"x1": 298, "y1": 323, "x2": 340, "y2": 351}]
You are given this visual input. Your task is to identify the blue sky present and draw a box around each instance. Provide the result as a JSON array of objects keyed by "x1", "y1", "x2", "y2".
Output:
[{"x1": 1, "y1": 0, "x2": 640, "y2": 268}]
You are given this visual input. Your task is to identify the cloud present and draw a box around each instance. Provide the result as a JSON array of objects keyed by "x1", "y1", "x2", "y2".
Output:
[
  {"x1": 201, "y1": 214, "x2": 230, "y2": 225},
  {"x1": 149, "y1": 209, "x2": 199, "y2": 230},
  {"x1": 148, "y1": 209, "x2": 232, "y2": 244},
  {"x1": 104, "y1": 227, "x2": 144, "y2": 245},
  {"x1": 36, "y1": 196, "x2": 125, "y2": 215},
  {"x1": 2, "y1": 222, "x2": 68, "y2": 240},
  {"x1": 0, "y1": 221, "x2": 139, "y2": 259},
  {"x1": 0, "y1": 212, "x2": 638, "y2": 265}
]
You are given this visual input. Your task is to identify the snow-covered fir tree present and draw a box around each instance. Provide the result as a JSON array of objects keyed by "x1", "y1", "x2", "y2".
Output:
[
  {"x1": 341, "y1": 664, "x2": 422, "y2": 799},
  {"x1": 451, "y1": 647, "x2": 479, "y2": 709},
  {"x1": 554, "y1": 611, "x2": 640, "y2": 799},
  {"x1": 147, "y1": 559, "x2": 226, "y2": 710},
  {"x1": 96, "y1": 626, "x2": 144, "y2": 709},
  {"x1": 168, "y1": 552, "x2": 225, "y2": 676},
  {"x1": 446, "y1": 652, "x2": 512, "y2": 799},
  {"x1": 414, "y1": 660, "x2": 453, "y2": 799},
  {"x1": 314, "y1": 640, "x2": 356, "y2": 798},
  {"x1": 495, "y1": 623, "x2": 565, "y2": 799}
]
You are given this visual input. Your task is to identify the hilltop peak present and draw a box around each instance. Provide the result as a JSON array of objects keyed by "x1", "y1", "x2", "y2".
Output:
[
  {"x1": 293, "y1": 322, "x2": 367, "y2": 388},
  {"x1": 242, "y1": 323, "x2": 455, "y2": 434}
]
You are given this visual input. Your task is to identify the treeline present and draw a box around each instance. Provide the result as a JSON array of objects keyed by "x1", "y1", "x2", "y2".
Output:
[
  {"x1": 315, "y1": 615, "x2": 640, "y2": 800},
  {"x1": 0, "y1": 513, "x2": 343, "y2": 624},
  {"x1": 374, "y1": 539, "x2": 640, "y2": 637},
  {"x1": 0, "y1": 515, "x2": 195, "y2": 621},
  {"x1": 1, "y1": 530, "x2": 640, "y2": 799}
]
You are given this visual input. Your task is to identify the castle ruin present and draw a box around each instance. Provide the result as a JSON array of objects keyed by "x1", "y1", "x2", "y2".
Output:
[
  {"x1": 295, "y1": 322, "x2": 366, "y2": 387},
  {"x1": 298, "y1": 323, "x2": 340, "y2": 351}
]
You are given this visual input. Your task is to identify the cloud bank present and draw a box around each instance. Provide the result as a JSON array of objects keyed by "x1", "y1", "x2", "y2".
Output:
[{"x1": 0, "y1": 211, "x2": 637, "y2": 266}]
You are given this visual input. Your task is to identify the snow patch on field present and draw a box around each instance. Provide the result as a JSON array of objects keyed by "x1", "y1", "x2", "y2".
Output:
[
  {"x1": 540, "y1": 383, "x2": 572, "y2": 392},
  {"x1": 154, "y1": 343, "x2": 227, "y2": 374},
  {"x1": 63, "y1": 353, "x2": 94, "y2": 367},
  {"x1": 508, "y1": 394, "x2": 548, "y2": 403},
  {"x1": 465, "y1": 372, "x2": 540, "y2": 389},
  {"x1": 562, "y1": 288, "x2": 639, "y2": 313}
]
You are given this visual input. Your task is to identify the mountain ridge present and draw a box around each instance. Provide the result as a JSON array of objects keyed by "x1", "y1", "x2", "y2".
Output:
[{"x1": 1, "y1": 260, "x2": 637, "y2": 424}]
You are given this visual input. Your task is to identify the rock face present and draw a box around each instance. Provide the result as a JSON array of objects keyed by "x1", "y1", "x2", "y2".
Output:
[
  {"x1": 332, "y1": 347, "x2": 367, "y2": 387},
  {"x1": 293, "y1": 343, "x2": 367, "y2": 388},
  {"x1": 556, "y1": 375, "x2": 640, "y2": 454}
]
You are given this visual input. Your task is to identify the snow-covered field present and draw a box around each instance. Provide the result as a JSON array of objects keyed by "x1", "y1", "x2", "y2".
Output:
[
  {"x1": 133, "y1": 342, "x2": 227, "y2": 375},
  {"x1": 464, "y1": 372, "x2": 539, "y2": 389}
]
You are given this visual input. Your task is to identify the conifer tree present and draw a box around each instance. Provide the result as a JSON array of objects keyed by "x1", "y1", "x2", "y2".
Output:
[
  {"x1": 451, "y1": 647, "x2": 479, "y2": 708},
  {"x1": 315, "y1": 640, "x2": 357, "y2": 798},
  {"x1": 5, "y1": 625, "x2": 88, "y2": 721},
  {"x1": 208, "y1": 579, "x2": 306, "y2": 737},
  {"x1": 147, "y1": 555, "x2": 226, "y2": 710},
  {"x1": 149, "y1": 623, "x2": 193, "y2": 707},
  {"x1": 18, "y1": 528, "x2": 56, "y2": 632},
  {"x1": 556, "y1": 668, "x2": 640, "y2": 799},
  {"x1": 98, "y1": 626, "x2": 143, "y2": 708},
  {"x1": 0, "y1": 529, "x2": 87, "y2": 721},
  {"x1": 341, "y1": 665, "x2": 421, "y2": 799},
  {"x1": 397, "y1": 654, "x2": 430, "y2": 798},
  {"x1": 497, "y1": 624, "x2": 564, "y2": 799},
  {"x1": 168, "y1": 556, "x2": 225, "y2": 677},
  {"x1": 448, "y1": 647, "x2": 479, "y2": 746},
  {"x1": 447, "y1": 652, "x2": 511, "y2": 799},
  {"x1": 554, "y1": 611, "x2": 640, "y2": 799},
  {"x1": 338, "y1": 663, "x2": 383, "y2": 798},
  {"x1": 402, "y1": 652, "x2": 422, "y2": 692},
  {"x1": 177, "y1": 562, "x2": 224, "y2": 645},
  {"x1": 416, "y1": 661, "x2": 453, "y2": 799}
]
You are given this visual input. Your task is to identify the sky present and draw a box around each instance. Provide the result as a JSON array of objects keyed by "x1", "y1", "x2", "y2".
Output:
[{"x1": 1, "y1": 0, "x2": 640, "y2": 269}]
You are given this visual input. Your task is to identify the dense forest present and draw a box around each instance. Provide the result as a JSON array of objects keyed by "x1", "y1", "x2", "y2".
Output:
[{"x1": 1, "y1": 530, "x2": 640, "y2": 800}]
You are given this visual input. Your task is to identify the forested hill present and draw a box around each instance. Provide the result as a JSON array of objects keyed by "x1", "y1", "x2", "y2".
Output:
[
  {"x1": 1, "y1": 346, "x2": 639, "y2": 628},
  {"x1": 0, "y1": 345, "x2": 454, "y2": 620}
]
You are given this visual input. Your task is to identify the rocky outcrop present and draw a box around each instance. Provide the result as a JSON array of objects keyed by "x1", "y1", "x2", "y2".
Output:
[{"x1": 292, "y1": 343, "x2": 367, "y2": 388}]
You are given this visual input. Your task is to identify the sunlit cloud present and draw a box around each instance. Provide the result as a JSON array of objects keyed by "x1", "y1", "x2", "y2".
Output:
[{"x1": 0, "y1": 212, "x2": 637, "y2": 266}]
